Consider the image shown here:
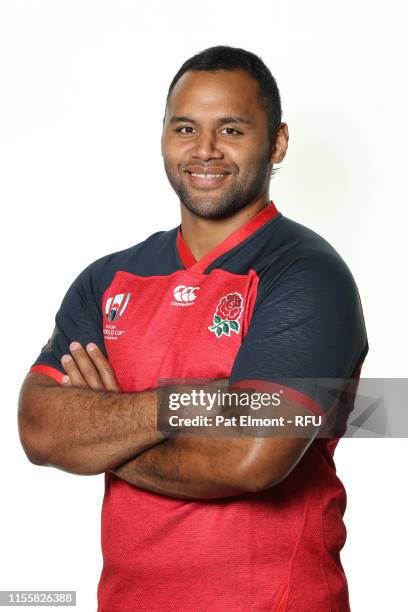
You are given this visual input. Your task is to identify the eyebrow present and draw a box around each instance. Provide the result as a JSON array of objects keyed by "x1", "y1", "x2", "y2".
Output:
[{"x1": 169, "y1": 115, "x2": 252, "y2": 126}]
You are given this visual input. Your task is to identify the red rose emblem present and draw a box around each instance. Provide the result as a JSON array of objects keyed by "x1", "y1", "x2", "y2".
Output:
[
  {"x1": 209, "y1": 292, "x2": 244, "y2": 338},
  {"x1": 216, "y1": 293, "x2": 243, "y2": 321}
]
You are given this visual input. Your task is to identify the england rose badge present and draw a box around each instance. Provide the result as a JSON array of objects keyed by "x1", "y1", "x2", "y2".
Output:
[{"x1": 208, "y1": 292, "x2": 244, "y2": 338}]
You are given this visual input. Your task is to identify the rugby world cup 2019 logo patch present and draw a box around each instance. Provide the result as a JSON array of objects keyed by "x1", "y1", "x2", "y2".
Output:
[
  {"x1": 105, "y1": 293, "x2": 131, "y2": 322},
  {"x1": 208, "y1": 292, "x2": 244, "y2": 338}
]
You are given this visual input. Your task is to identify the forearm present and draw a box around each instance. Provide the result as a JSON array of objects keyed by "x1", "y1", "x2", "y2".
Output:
[
  {"x1": 18, "y1": 373, "x2": 167, "y2": 475},
  {"x1": 111, "y1": 399, "x2": 319, "y2": 499},
  {"x1": 111, "y1": 435, "x2": 258, "y2": 500}
]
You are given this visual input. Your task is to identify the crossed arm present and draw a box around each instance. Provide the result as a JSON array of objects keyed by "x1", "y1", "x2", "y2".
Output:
[{"x1": 18, "y1": 342, "x2": 318, "y2": 500}]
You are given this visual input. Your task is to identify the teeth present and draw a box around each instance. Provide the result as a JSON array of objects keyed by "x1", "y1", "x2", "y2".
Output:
[{"x1": 190, "y1": 172, "x2": 225, "y2": 178}]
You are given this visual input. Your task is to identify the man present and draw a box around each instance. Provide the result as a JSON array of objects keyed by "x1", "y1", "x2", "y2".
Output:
[{"x1": 18, "y1": 46, "x2": 368, "y2": 611}]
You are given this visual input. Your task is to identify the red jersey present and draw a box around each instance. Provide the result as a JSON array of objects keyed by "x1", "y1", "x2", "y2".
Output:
[{"x1": 31, "y1": 202, "x2": 368, "y2": 611}]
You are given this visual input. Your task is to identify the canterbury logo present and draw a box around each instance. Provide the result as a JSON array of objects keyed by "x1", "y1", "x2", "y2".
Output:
[{"x1": 173, "y1": 285, "x2": 200, "y2": 303}]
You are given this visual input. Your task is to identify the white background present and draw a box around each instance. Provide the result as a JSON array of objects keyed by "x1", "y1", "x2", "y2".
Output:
[{"x1": 1, "y1": 1, "x2": 407, "y2": 610}]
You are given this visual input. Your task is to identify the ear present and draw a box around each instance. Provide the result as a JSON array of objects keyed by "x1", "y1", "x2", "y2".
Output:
[{"x1": 269, "y1": 123, "x2": 289, "y2": 164}]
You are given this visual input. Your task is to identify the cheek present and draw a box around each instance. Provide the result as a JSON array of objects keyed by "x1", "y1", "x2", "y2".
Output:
[
  {"x1": 163, "y1": 140, "x2": 191, "y2": 168},
  {"x1": 225, "y1": 139, "x2": 261, "y2": 166},
  {"x1": 241, "y1": 143, "x2": 270, "y2": 173}
]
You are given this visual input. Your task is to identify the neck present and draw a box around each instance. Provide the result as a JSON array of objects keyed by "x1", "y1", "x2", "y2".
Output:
[{"x1": 179, "y1": 194, "x2": 270, "y2": 262}]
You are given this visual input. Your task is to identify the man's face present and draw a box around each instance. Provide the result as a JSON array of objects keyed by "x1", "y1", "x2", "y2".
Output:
[{"x1": 162, "y1": 69, "x2": 274, "y2": 220}]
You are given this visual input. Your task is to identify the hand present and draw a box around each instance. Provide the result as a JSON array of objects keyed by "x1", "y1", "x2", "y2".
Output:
[{"x1": 61, "y1": 342, "x2": 121, "y2": 392}]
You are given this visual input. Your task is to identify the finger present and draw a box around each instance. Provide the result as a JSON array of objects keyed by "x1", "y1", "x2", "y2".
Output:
[
  {"x1": 62, "y1": 374, "x2": 72, "y2": 386},
  {"x1": 86, "y1": 343, "x2": 121, "y2": 392},
  {"x1": 69, "y1": 342, "x2": 105, "y2": 390},
  {"x1": 61, "y1": 354, "x2": 88, "y2": 388}
]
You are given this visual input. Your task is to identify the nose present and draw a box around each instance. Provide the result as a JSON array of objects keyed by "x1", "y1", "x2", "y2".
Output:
[{"x1": 191, "y1": 131, "x2": 224, "y2": 162}]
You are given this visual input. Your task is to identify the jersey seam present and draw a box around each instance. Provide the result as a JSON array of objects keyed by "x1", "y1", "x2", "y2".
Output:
[
  {"x1": 106, "y1": 268, "x2": 253, "y2": 283},
  {"x1": 316, "y1": 482, "x2": 335, "y2": 611},
  {"x1": 278, "y1": 486, "x2": 314, "y2": 612}
]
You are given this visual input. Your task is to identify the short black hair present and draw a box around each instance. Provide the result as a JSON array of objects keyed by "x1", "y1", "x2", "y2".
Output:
[{"x1": 166, "y1": 45, "x2": 282, "y2": 145}]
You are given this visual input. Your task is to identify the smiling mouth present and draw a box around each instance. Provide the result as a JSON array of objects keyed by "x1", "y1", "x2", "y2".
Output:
[
  {"x1": 190, "y1": 172, "x2": 226, "y2": 178},
  {"x1": 184, "y1": 170, "x2": 231, "y2": 189}
]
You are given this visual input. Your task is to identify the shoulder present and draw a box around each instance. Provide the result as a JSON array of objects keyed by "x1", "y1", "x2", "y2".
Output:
[
  {"x1": 70, "y1": 227, "x2": 178, "y2": 298},
  {"x1": 259, "y1": 214, "x2": 361, "y2": 302},
  {"x1": 244, "y1": 218, "x2": 368, "y2": 375},
  {"x1": 254, "y1": 215, "x2": 368, "y2": 352}
]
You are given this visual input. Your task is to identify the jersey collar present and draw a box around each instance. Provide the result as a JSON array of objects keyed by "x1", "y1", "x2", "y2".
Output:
[{"x1": 176, "y1": 201, "x2": 279, "y2": 273}]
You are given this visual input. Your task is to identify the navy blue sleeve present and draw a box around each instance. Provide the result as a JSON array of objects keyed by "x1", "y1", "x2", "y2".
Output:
[
  {"x1": 229, "y1": 252, "x2": 369, "y2": 414},
  {"x1": 30, "y1": 261, "x2": 106, "y2": 383}
]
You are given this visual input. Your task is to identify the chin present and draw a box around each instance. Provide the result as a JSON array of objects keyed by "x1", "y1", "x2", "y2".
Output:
[{"x1": 182, "y1": 197, "x2": 245, "y2": 220}]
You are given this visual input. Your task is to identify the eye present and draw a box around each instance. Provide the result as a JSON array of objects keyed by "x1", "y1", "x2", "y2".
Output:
[
  {"x1": 220, "y1": 127, "x2": 243, "y2": 136},
  {"x1": 175, "y1": 126, "x2": 197, "y2": 134}
]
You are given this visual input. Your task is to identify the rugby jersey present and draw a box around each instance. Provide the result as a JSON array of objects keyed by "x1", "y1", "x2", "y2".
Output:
[{"x1": 30, "y1": 202, "x2": 368, "y2": 611}]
